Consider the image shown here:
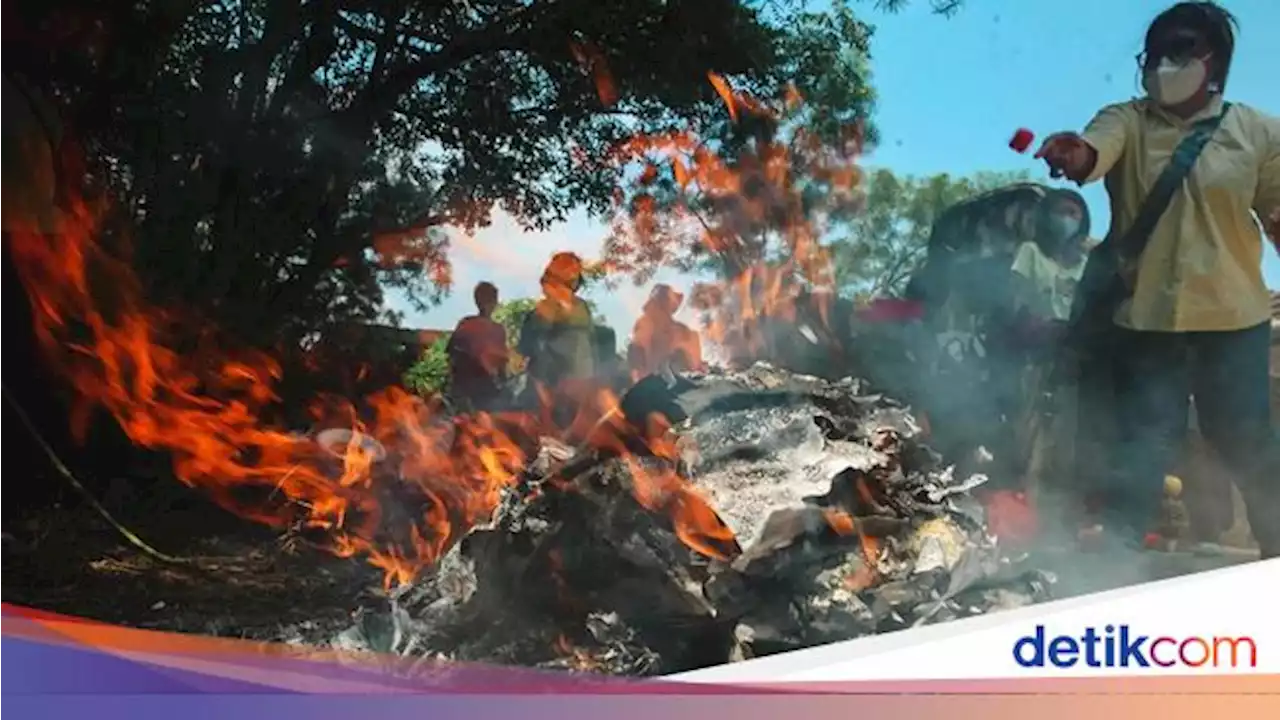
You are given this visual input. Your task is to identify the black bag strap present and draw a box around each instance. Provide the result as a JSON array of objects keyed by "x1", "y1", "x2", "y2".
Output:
[{"x1": 1112, "y1": 102, "x2": 1232, "y2": 262}]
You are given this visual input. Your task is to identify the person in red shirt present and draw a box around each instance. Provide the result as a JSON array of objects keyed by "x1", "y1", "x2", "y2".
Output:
[{"x1": 447, "y1": 282, "x2": 509, "y2": 412}]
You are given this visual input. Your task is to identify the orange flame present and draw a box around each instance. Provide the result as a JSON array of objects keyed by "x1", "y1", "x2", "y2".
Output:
[
  {"x1": 6, "y1": 187, "x2": 539, "y2": 587},
  {"x1": 605, "y1": 73, "x2": 865, "y2": 368},
  {"x1": 10, "y1": 66, "x2": 865, "y2": 590},
  {"x1": 9, "y1": 184, "x2": 742, "y2": 586},
  {"x1": 571, "y1": 41, "x2": 620, "y2": 108},
  {"x1": 553, "y1": 633, "x2": 598, "y2": 671},
  {"x1": 707, "y1": 72, "x2": 739, "y2": 123},
  {"x1": 623, "y1": 456, "x2": 739, "y2": 562},
  {"x1": 823, "y1": 508, "x2": 856, "y2": 536}
]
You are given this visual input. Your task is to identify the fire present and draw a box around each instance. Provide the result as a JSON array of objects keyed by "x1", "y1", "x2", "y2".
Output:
[
  {"x1": 9, "y1": 69, "x2": 863, "y2": 590},
  {"x1": 821, "y1": 509, "x2": 879, "y2": 590},
  {"x1": 823, "y1": 508, "x2": 856, "y2": 536},
  {"x1": 9, "y1": 182, "x2": 736, "y2": 584},
  {"x1": 623, "y1": 456, "x2": 739, "y2": 562},
  {"x1": 605, "y1": 73, "x2": 865, "y2": 368},
  {"x1": 7, "y1": 187, "x2": 537, "y2": 585},
  {"x1": 571, "y1": 41, "x2": 619, "y2": 108},
  {"x1": 576, "y1": 387, "x2": 741, "y2": 562},
  {"x1": 823, "y1": 507, "x2": 881, "y2": 573},
  {"x1": 706, "y1": 72, "x2": 739, "y2": 123},
  {"x1": 553, "y1": 634, "x2": 598, "y2": 672}
]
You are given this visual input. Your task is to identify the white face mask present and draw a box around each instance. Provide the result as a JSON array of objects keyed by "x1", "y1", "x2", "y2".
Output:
[
  {"x1": 1143, "y1": 56, "x2": 1210, "y2": 107},
  {"x1": 1049, "y1": 215, "x2": 1082, "y2": 242}
]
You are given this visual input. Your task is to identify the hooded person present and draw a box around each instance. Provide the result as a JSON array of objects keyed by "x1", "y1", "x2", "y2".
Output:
[
  {"x1": 517, "y1": 252, "x2": 596, "y2": 425},
  {"x1": 627, "y1": 284, "x2": 703, "y2": 382},
  {"x1": 903, "y1": 184, "x2": 1093, "y2": 509},
  {"x1": 1002, "y1": 191, "x2": 1094, "y2": 518}
]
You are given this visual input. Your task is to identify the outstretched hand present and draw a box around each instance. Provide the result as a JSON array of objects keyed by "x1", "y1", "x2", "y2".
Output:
[{"x1": 1034, "y1": 132, "x2": 1095, "y2": 183}]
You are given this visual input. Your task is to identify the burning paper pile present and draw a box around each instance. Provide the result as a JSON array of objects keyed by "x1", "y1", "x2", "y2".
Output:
[
  {"x1": 9, "y1": 60, "x2": 1051, "y2": 677},
  {"x1": 324, "y1": 363, "x2": 1054, "y2": 675}
]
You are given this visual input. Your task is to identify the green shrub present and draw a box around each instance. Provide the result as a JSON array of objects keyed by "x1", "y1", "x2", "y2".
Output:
[{"x1": 403, "y1": 334, "x2": 452, "y2": 396}]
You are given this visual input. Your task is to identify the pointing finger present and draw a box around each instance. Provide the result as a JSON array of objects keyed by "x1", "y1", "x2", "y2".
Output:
[{"x1": 1034, "y1": 132, "x2": 1073, "y2": 159}]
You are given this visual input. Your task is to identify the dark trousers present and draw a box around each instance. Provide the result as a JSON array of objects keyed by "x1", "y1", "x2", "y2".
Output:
[
  {"x1": 1100, "y1": 322, "x2": 1277, "y2": 555},
  {"x1": 451, "y1": 376, "x2": 504, "y2": 414}
]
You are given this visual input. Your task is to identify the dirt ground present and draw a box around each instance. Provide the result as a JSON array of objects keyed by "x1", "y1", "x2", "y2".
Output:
[{"x1": 1, "y1": 495, "x2": 385, "y2": 642}]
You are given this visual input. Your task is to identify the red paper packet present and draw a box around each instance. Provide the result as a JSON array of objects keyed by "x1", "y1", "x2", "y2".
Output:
[{"x1": 1009, "y1": 128, "x2": 1035, "y2": 153}]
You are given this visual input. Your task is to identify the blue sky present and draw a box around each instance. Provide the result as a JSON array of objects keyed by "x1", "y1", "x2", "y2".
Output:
[{"x1": 399, "y1": 0, "x2": 1279, "y2": 334}]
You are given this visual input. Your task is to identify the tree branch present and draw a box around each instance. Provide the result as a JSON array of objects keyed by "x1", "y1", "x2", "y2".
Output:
[{"x1": 343, "y1": 0, "x2": 561, "y2": 129}]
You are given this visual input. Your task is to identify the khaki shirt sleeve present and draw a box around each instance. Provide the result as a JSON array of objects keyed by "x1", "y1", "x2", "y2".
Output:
[
  {"x1": 1253, "y1": 112, "x2": 1280, "y2": 229},
  {"x1": 1080, "y1": 102, "x2": 1137, "y2": 184}
]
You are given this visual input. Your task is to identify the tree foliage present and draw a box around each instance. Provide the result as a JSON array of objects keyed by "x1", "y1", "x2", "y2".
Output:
[
  {"x1": 829, "y1": 169, "x2": 1030, "y2": 298},
  {"x1": 595, "y1": 0, "x2": 973, "y2": 292},
  {"x1": 402, "y1": 334, "x2": 452, "y2": 396},
  {"x1": 491, "y1": 297, "x2": 538, "y2": 371},
  {"x1": 872, "y1": 0, "x2": 965, "y2": 16},
  {"x1": 7, "y1": 0, "x2": 792, "y2": 346},
  {"x1": 9, "y1": 0, "x2": 964, "y2": 352}
]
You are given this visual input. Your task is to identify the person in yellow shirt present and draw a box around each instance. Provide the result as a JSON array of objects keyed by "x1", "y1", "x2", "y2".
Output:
[{"x1": 1037, "y1": 2, "x2": 1279, "y2": 557}]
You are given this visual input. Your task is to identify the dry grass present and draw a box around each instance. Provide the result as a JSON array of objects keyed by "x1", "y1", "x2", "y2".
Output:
[{"x1": 2, "y1": 503, "x2": 383, "y2": 641}]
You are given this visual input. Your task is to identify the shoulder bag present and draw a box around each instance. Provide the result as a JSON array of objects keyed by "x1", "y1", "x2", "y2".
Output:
[{"x1": 1068, "y1": 103, "x2": 1232, "y2": 353}]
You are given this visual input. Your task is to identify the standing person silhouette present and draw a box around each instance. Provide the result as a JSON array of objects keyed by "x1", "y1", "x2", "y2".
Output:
[
  {"x1": 518, "y1": 253, "x2": 596, "y2": 429},
  {"x1": 1036, "y1": 2, "x2": 1279, "y2": 556},
  {"x1": 446, "y1": 282, "x2": 508, "y2": 412}
]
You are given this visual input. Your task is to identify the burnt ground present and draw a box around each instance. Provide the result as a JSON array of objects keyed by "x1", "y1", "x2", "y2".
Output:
[
  {"x1": 4, "y1": 479, "x2": 1260, "y2": 655},
  {"x1": 1, "y1": 487, "x2": 384, "y2": 643}
]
